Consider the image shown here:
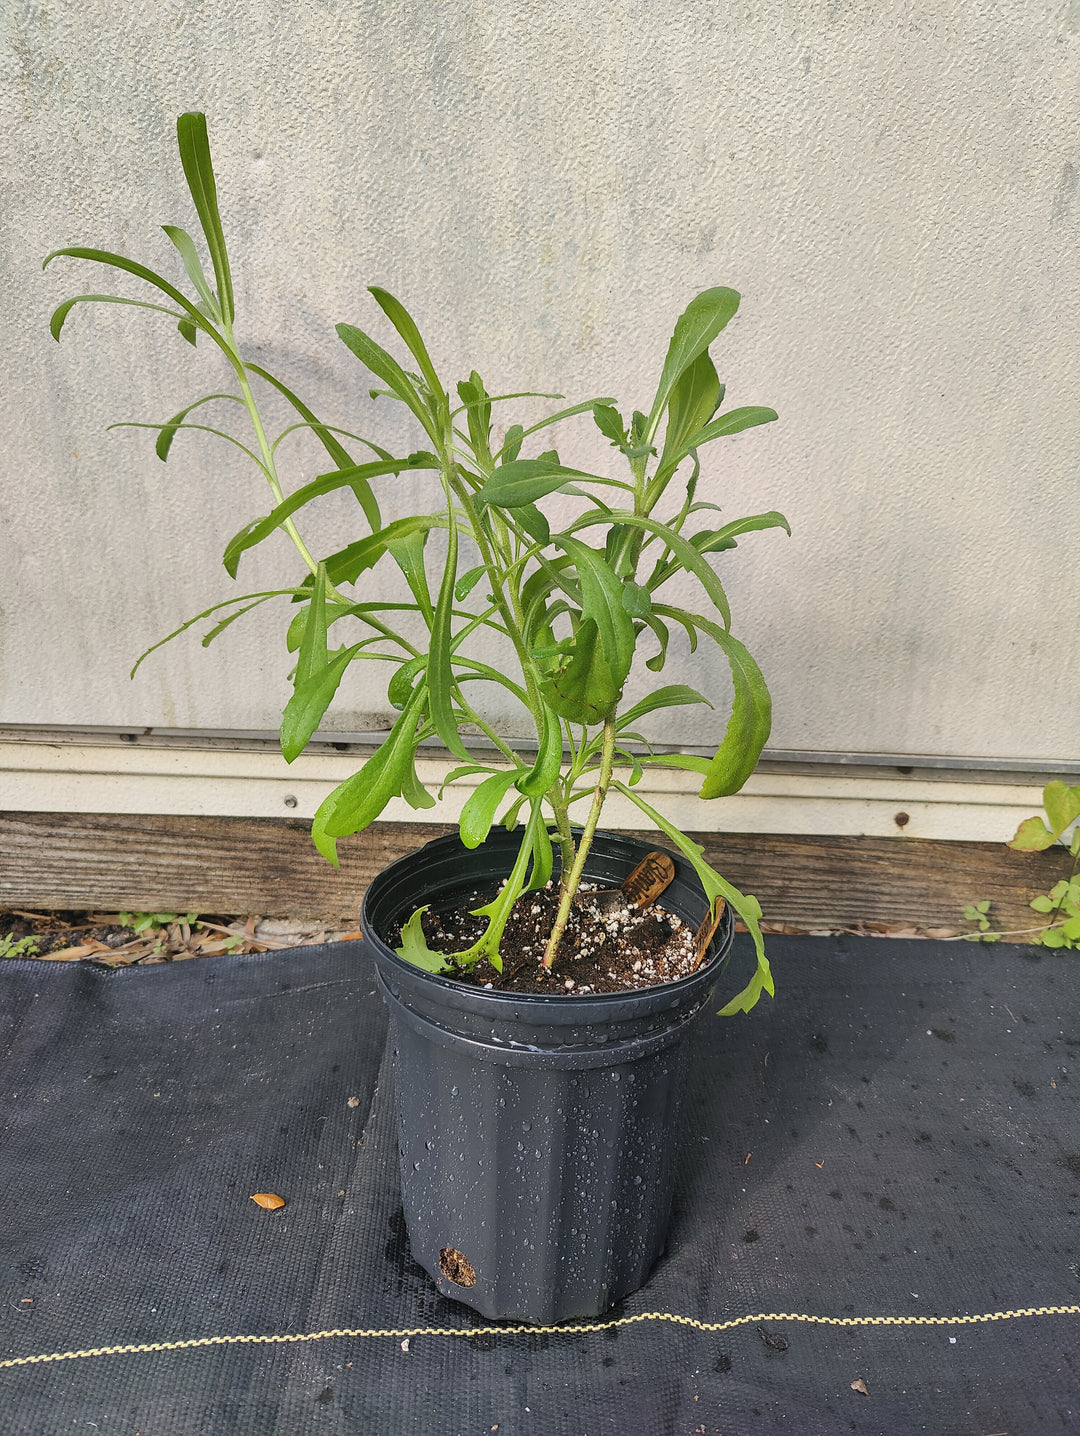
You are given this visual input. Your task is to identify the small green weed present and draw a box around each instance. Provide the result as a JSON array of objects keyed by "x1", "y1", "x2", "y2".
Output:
[
  {"x1": 118, "y1": 911, "x2": 199, "y2": 934},
  {"x1": 964, "y1": 782, "x2": 1080, "y2": 946},
  {"x1": 0, "y1": 934, "x2": 43, "y2": 959}
]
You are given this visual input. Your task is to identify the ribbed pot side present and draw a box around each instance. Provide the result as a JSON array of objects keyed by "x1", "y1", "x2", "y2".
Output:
[{"x1": 362, "y1": 827, "x2": 733, "y2": 1324}]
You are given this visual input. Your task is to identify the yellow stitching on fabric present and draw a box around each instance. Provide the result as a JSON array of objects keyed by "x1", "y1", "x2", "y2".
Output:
[{"x1": 3, "y1": 1305, "x2": 1079, "y2": 1370}]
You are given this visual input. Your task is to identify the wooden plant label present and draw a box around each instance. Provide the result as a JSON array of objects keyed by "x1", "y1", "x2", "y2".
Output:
[
  {"x1": 693, "y1": 899, "x2": 726, "y2": 965},
  {"x1": 621, "y1": 851, "x2": 675, "y2": 910}
]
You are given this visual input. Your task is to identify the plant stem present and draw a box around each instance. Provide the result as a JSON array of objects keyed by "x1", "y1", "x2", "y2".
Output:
[
  {"x1": 548, "y1": 787, "x2": 576, "y2": 881},
  {"x1": 541, "y1": 713, "x2": 618, "y2": 968}
]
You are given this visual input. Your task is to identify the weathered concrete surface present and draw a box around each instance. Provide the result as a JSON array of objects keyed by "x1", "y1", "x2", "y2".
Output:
[{"x1": 2, "y1": 1, "x2": 1078, "y2": 761}]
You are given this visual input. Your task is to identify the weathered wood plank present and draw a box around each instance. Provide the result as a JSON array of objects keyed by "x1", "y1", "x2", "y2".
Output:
[{"x1": 1, "y1": 811, "x2": 1072, "y2": 938}]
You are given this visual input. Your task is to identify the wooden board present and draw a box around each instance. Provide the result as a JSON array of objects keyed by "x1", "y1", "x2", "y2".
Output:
[{"x1": 1, "y1": 811, "x2": 1072, "y2": 939}]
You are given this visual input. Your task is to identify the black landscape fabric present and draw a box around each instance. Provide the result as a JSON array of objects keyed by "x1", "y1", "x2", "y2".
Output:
[{"x1": 1, "y1": 934, "x2": 1078, "y2": 1435}]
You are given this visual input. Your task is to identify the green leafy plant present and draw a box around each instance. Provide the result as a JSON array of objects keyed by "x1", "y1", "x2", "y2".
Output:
[
  {"x1": 963, "y1": 782, "x2": 1080, "y2": 946},
  {"x1": 0, "y1": 934, "x2": 42, "y2": 959},
  {"x1": 961, "y1": 900, "x2": 1000, "y2": 942},
  {"x1": 47, "y1": 113, "x2": 790, "y2": 1013},
  {"x1": 118, "y1": 911, "x2": 199, "y2": 935}
]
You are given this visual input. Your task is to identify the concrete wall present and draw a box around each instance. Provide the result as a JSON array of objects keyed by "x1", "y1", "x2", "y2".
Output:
[{"x1": 3, "y1": 0, "x2": 1078, "y2": 763}]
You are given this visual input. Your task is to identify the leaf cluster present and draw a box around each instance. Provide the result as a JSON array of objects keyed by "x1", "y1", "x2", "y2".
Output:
[
  {"x1": 46, "y1": 112, "x2": 790, "y2": 1011},
  {"x1": 964, "y1": 783, "x2": 1080, "y2": 945}
]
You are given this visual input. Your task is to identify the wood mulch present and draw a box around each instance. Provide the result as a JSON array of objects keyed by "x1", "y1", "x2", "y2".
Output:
[
  {"x1": 0, "y1": 905, "x2": 966, "y2": 969},
  {"x1": 0, "y1": 909, "x2": 364, "y2": 966}
]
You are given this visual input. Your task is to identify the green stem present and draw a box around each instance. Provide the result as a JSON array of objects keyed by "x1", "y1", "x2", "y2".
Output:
[
  {"x1": 541, "y1": 713, "x2": 617, "y2": 968},
  {"x1": 547, "y1": 785, "x2": 576, "y2": 883}
]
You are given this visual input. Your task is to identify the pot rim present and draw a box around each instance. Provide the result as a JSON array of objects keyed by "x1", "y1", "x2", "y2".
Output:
[{"x1": 361, "y1": 826, "x2": 732, "y2": 1013}]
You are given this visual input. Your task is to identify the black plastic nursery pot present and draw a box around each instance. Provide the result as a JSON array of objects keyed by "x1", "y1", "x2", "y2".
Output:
[{"x1": 361, "y1": 826, "x2": 735, "y2": 1324}]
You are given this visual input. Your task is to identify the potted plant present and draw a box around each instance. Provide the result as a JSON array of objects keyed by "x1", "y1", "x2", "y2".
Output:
[{"x1": 46, "y1": 113, "x2": 789, "y2": 1322}]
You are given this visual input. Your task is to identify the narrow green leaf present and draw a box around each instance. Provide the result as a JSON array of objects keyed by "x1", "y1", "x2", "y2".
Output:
[
  {"x1": 199, "y1": 598, "x2": 270, "y2": 647},
  {"x1": 247, "y1": 363, "x2": 385, "y2": 531},
  {"x1": 460, "y1": 769, "x2": 522, "y2": 849},
  {"x1": 612, "y1": 779, "x2": 772, "y2": 1015},
  {"x1": 368, "y1": 288, "x2": 447, "y2": 419},
  {"x1": 153, "y1": 392, "x2": 241, "y2": 462},
  {"x1": 387, "y1": 655, "x2": 427, "y2": 710},
  {"x1": 501, "y1": 423, "x2": 524, "y2": 463},
  {"x1": 492, "y1": 398, "x2": 615, "y2": 461},
  {"x1": 692, "y1": 405, "x2": 779, "y2": 448},
  {"x1": 455, "y1": 564, "x2": 486, "y2": 602},
  {"x1": 647, "y1": 510, "x2": 790, "y2": 598},
  {"x1": 320, "y1": 684, "x2": 427, "y2": 838},
  {"x1": 616, "y1": 685, "x2": 711, "y2": 731},
  {"x1": 572, "y1": 510, "x2": 732, "y2": 628},
  {"x1": 222, "y1": 465, "x2": 437, "y2": 578},
  {"x1": 652, "y1": 406, "x2": 777, "y2": 492},
  {"x1": 44, "y1": 246, "x2": 242, "y2": 368},
  {"x1": 175, "y1": 112, "x2": 234, "y2": 326},
  {"x1": 178, "y1": 318, "x2": 198, "y2": 346},
  {"x1": 478, "y1": 459, "x2": 622, "y2": 509},
  {"x1": 399, "y1": 752, "x2": 437, "y2": 811},
  {"x1": 641, "y1": 753, "x2": 712, "y2": 776},
  {"x1": 336, "y1": 322, "x2": 436, "y2": 440},
  {"x1": 438, "y1": 763, "x2": 501, "y2": 798},
  {"x1": 385, "y1": 527, "x2": 435, "y2": 620},
  {"x1": 555, "y1": 535, "x2": 635, "y2": 690},
  {"x1": 516, "y1": 702, "x2": 564, "y2": 797},
  {"x1": 698, "y1": 629, "x2": 772, "y2": 798},
  {"x1": 526, "y1": 811, "x2": 553, "y2": 891},
  {"x1": 647, "y1": 607, "x2": 770, "y2": 798},
  {"x1": 428, "y1": 510, "x2": 471, "y2": 760},
  {"x1": 129, "y1": 589, "x2": 294, "y2": 677},
  {"x1": 658, "y1": 351, "x2": 721, "y2": 473},
  {"x1": 49, "y1": 294, "x2": 191, "y2": 343},
  {"x1": 161, "y1": 224, "x2": 221, "y2": 318},
  {"x1": 516, "y1": 503, "x2": 551, "y2": 545},
  {"x1": 458, "y1": 371, "x2": 493, "y2": 464},
  {"x1": 642, "y1": 614, "x2": 670, "y2": 672},
  {"x1": 296, "y1": 565, "x2": 329, "y2": 684},
  {"x1": 280, "y1": 644, "x2": 361, "y2": 762},
  {"x1": 647, "y1": 287, "x2": 741, "y2": 437}
]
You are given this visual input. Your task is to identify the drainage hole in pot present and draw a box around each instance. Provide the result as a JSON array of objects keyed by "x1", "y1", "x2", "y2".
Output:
[{"x1": 439, "y1": 1248, "x2": 477, "y2": 1287}]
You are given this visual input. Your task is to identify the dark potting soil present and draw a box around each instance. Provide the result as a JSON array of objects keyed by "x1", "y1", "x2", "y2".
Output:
[{"x1": 393, "y1": 881, "x2": 702, "y2": 994}]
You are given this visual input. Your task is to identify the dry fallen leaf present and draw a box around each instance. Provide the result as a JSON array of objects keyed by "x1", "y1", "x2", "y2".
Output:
[
  {"x1": 250, "y1": 1192, "x2": 285, "y2": 1211},
  {"x1": 37, "y1": 945, "x2": 95, "y2": 962},
  {"x1": 851, "y1": 1378, "x2": 869, "y2": 1395}
]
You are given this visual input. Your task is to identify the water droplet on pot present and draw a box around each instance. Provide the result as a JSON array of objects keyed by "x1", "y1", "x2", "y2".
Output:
[
  {"x1": 413, "y1": 1162, "x2": 421, "y2": 1171},
  {"x1": 521, "y1": 1121, "x2": 532, "y2": 1131},
  {"x1": 534, "y1": 1150, "x2": 542, "y2": 1159},
  {"x1": 425, "y1": 1140, "x2": 434, "y2": 1150},
  {"x1": 633, "y1": 1175, "x2": 642, "y2": 1185},
  {"x1": 450, "y1": 1086, "x2": 459, "y2": 1096}
]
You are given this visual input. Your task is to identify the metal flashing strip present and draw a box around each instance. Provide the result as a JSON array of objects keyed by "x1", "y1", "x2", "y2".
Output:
[
  {"x1": 0, "y1": 733, "x2": 1052, "y2": 842},
  {"x1": 1, "y1": 723, "x2": 1075, "y2": 780}
]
